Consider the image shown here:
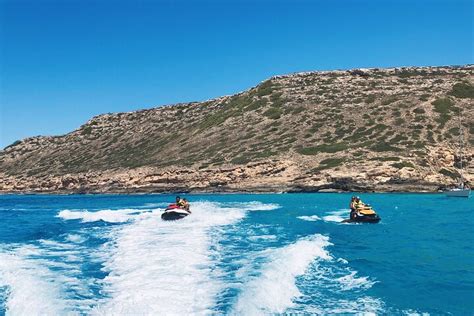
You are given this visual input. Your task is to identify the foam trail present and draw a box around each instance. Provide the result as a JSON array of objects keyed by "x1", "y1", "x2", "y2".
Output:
[
  {"x1": 233, "y1": 234, "x2": 332, "y2": 315},
  {"x1": 0, "y1": 232, "x2": 107, "y2": 315},
  {"x1": 336, "y1": 271, "x2": 376, "y2": 290},
  {"x1": 237, "y1": 202, "x2": 280, "y2": 211},
  {"x1": 92, "y1": 201, "x2": 250, "y2": 315},
  {"x1": 297, "y1": 215, "x2": 321, "y2": 222},
  {"x1": 325, "y1": 297, "x2": 383, "y2": 314},
  {"x1": 0, "y1": 247, "x2": 69, "y2": 315},
  {"x1": 323, "y1": 209, "x2": 349, "y2": 223},
  {"x1": 58, "y1": 208, "x2": 151, "y2": 223}
]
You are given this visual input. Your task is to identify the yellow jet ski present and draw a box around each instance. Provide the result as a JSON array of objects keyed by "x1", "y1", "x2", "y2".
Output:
[{"x1": 342, "y1": 204, "x2": 381, "y2": 223}]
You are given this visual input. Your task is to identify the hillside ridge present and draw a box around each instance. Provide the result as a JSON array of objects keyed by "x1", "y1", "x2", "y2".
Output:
[{"x1": 1, "y1": 64, "x2": 473, "y2": 193}]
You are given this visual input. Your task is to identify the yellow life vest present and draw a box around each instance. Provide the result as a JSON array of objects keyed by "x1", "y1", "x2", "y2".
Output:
[{"x1": 355, "y1": 201, "x2": 364, "y2": 208}]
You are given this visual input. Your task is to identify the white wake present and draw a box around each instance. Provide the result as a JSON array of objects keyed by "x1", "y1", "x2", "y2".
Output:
[
  {"x1": 233, "y1": 234, "x2": 332, "y2": 315},
  {"x1": 91, "y1": 201, "x2": 271, "y2": 315}
]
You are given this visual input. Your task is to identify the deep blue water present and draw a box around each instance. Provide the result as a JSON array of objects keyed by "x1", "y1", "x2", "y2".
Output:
[{"x1": 0, "y1": 193, "x2": 473, "y2": 315}]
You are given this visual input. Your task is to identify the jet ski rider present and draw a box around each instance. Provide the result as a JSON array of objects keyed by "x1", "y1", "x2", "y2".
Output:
[
  {"x1": 175, "y1": 196, "x2": 191, "y2": 213},
  {"x1": 349, "y1": 196, "x2": 364, "y2": 219},
  {"x1": 176, "y1": 196, "x2": 184, "y2": 207}
]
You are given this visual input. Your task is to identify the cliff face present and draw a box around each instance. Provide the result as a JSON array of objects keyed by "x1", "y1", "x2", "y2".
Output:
[{"x1": 1, "y1": 65, "x2": 473, "y2": 193}]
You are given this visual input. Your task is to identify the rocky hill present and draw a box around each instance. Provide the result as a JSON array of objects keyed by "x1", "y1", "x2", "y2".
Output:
[{"x1": 1, "y1": 65, "x2": 473, "y2": 193}]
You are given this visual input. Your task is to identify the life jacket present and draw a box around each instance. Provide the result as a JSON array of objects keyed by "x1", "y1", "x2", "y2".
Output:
[
  {"x1": 350, "y1": 202, "x2": 357, "y2": 211},
  {"x1": 355, "y1": 201, "x2": 364, "y2": 208}
]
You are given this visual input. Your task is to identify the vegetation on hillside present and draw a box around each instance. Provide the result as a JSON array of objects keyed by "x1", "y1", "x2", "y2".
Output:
[{"x1": 1, "y1": 66, "x2": 473, "y2": 182}]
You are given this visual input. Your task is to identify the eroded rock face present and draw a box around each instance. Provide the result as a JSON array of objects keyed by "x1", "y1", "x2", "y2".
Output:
[{"x1": 1, "y1": 65, "x2": 473, "y2": 193}]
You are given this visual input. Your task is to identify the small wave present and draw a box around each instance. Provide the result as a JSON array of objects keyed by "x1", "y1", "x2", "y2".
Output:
[
  {"x1": 65, "y1": 234, "x2": 86, "y2": 244},
  {"x1": 324, "y1": 296, "x2": 384, "y2": 314},
  {"x1": 337, "y1": 257, "x2": 349, "y2": 264},
  {"x1": 322, "y1": 209, "x2": 349, "y2": 223},
  {"x1": 233, "y1": 234, "x2": 332, "y2": 315},
  {"x1": 57, "y1": 209, "x2": 150, "y2": 223},
  {"x1": 248, "y1": 234, "x2": 278, "y2": 241},
  {"x1": 336, "y1": 271, "x2": 376, "y2": 291},
  {"x1": 289, "y1": 255, "x2": 382, "y2": 313},
  {"x1": 225, "y1": 201, "x2": 281, "y2": 211},
  {"x1": 403, "y1": 309, "x2": 430, "y2": 316},
  {"x1": 140, "y1": 202, "x2": 169, "y2": 208},
  {"x1": 297, "y1": 215, "x2": 321, "y2": 222}
]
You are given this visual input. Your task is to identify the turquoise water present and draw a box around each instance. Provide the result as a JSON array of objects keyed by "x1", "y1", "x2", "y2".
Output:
[{"x1": 0, "y1": 193, "x2": 472, "y2": 315}]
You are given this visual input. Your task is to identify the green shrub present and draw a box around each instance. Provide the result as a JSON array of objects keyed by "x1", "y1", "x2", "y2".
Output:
[
  {"x1": 308, "y1": 122, "x2": 323, "y2": 133},
  {"x1": 449, "y1": 82, "x2": 474, "y2": 99},
  {"x1": 413, "y1": 108, "x2": 425, "y2": 114},
  {"x1": 370, "y1": 141, "x2": 402, "y2": 152},
  {"x1": 448, "y1": 127, "x2": 459, "y2": 136},
  {"x1": 364, "y1": 94, "x2": 376, "y2": 104},
  {"x1": 391, "y1": 161, "x2": 415, "y2": 169},
  {"x1": 369, "y1": 156, "x2": 400, "y2": 161},
  {"x1": 419, "y1": 94, "x2": 430, "y2": 101},
  {"x1": 291, "y1": 107, "x2": 306, "y2": 114},
  {"x1": 253, "y1": 150, "x2": 277, "y2": 159},
  {"x1": 257, "y1": 80, "x2": 275, "y2": 96},
  {"x1": 311, "y1": 158, "x2": 346, "y2": 171},
  {"x1": 298, "y1": 142, "x2": 348, "y2": 155},
  {"x1": 388, "y1": 134, "x2": 408, "y2": 144},
  {"x1": 270, "y1": 92, "x2": 283, "y2": 100},
  {"x1": 245, "y1": 99, "x2": 267, "y2": 111},
  {"x1": 426, "y1": 130, "x2": 435, "y2": 142},
  {"x1": 381, "y1": 95, "x2": 398, "y2": 105},
  {"x1": 432, "y1": 97, "x2": 454, "y2": 113},
  {"x1": 199, "y1": 111, "x2": 232, "y2": 129},
  {"x1": 319, "y1": 158, "x2": 345, "y2": 168},
  {"x1": 397, "y1": 69, "x2": 426, "y2": 78},
  {"x1": 4, "y1": 140, "x2": 21, "y2": 149},
  {"x1": 230, "y1": 156, "x2": 250, "y2": 164},
  {"x1": 439, "y1": 168, "x2": 460, "y2": 179},
  {"x1": 81, "y1": 126, "x2": 93, "y2": 135},
  {"x1": 411, "y1": 141, "x2": 425, "y2": 149},
  {"x1": 263, "y1": 108, "x2": 282, "y2": 119}
]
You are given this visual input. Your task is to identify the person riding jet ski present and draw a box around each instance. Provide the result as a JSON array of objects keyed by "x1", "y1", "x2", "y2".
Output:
[
  {"x1": 344, "y1": 196, "x2": 380, "y2": 223},
  {"x1": 161, "y1": 196, "x2": 191, "y2": 220}
]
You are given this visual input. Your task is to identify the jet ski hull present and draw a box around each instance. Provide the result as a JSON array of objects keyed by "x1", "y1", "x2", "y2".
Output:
[
  {"x1": 342, "y1": 215, "x2": 381, "y2": 223},
  {"x1": 161, "y1": 210, "x2": 189, "y2": 221},
  {"x1": 161, "y1": 204, "x2": 190, "y2": 221}
]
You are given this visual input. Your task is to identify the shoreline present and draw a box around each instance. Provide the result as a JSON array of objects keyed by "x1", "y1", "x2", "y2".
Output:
[{"x1": 0, "y1": 188, "x2": 446, "y2": 196}]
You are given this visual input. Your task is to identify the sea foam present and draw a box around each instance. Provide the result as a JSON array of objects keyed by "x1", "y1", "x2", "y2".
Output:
[
  {"x1": 0, "y1": 248, "x2": 69, "y2": 315},
  {"x1": 233, "y1": 234, "x2": 332, "y2": 315},
  {"x1": 57, "y1": 208, "x2": 151, "y2": 223},
  {"x1": 92, "y1": 201, "x2": 260, "y2": 315},
  {"x1": 297, "y1": 215, "x2": 321, "y2": 221},
  {"x1": 322, "y1": 209, "x2": 349, "y2": 223},
  {"x1": 0, "y1": 241, "x2": 99, "y2": 315}
]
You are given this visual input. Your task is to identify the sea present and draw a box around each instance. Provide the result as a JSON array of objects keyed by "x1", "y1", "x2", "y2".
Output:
[{"x1": 0, "y1": 193, "x2": 472, "y2": 315}]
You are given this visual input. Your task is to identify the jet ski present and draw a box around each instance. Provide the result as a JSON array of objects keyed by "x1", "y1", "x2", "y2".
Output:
[
  {"x1": 342, "y1": 206, "x2": 381, "y2": 223},
  {"x1": 161, "y1": 204, "x2": 190, "y2": 221}
]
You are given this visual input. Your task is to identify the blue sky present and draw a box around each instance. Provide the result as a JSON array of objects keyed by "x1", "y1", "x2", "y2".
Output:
[{"x1": 0, "y1": 0, "x2": 472, "y2": 148}]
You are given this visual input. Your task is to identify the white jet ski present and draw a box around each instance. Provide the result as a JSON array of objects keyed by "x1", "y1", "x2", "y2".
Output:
[{"x1": 161, "y1": 204, "x2": 190, "y2": 221}]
